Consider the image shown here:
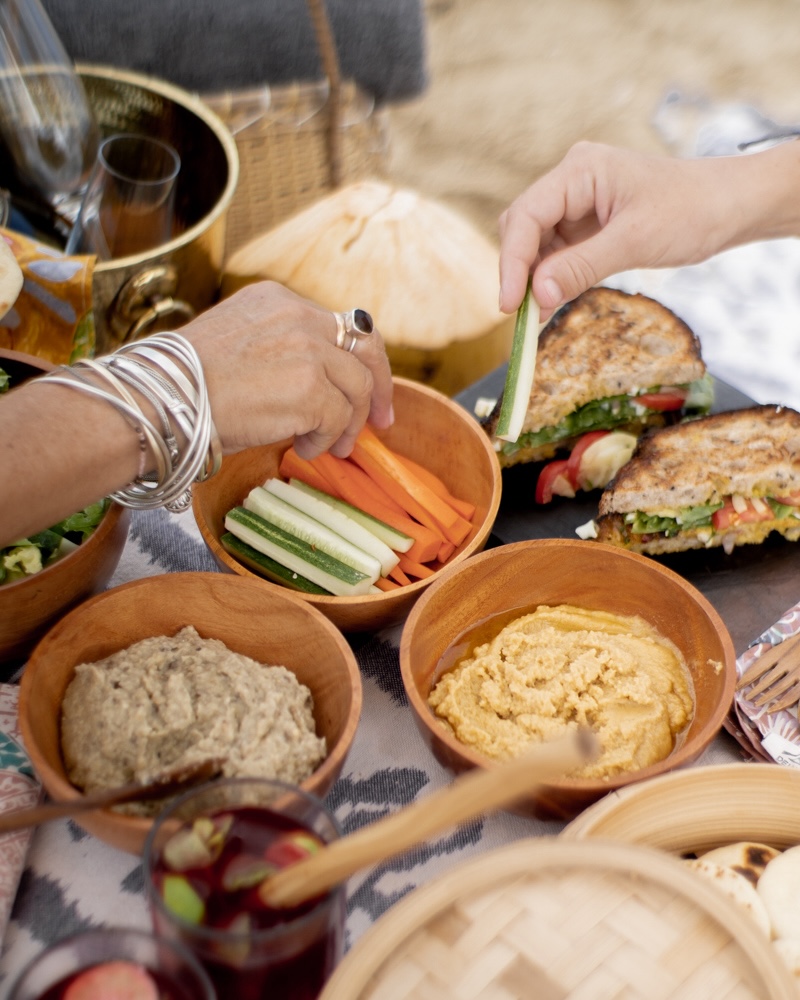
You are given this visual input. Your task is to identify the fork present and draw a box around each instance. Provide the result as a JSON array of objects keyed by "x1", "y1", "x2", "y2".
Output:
[{"x1": 736, "y1": 630, "x2": 800, "y2": 713}]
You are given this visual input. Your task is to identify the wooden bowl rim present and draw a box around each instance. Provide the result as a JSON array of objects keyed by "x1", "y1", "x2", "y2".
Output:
[
  {"x1": 0, "y1": 347, "x2": 55, "y2": 373},
  {"x1": 399, "y1": 537, "x2": 737, "y2": 792},
  {"x1": 18, "y1": 571, "x2": 363, "y2": 838},
  {"x1": 0, "y1": 500, "x2": 128, "y2": 593}
]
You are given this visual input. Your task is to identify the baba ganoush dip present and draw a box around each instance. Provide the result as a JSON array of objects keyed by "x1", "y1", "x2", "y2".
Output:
[
  {"x1": 61, "y1": 626, "x2": 326, "y2": 813},
  {"x1": 427, "y1": 604, "x2": 694, "y2": 780}
]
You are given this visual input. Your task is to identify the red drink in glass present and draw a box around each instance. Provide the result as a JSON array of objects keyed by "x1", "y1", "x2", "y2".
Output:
[
  {"x1": 144, "y1": 778, "x2": 345, "y2": 1000},
  {"x1": 6, "y1": 928, "x2": 214, "y2": 1000}
]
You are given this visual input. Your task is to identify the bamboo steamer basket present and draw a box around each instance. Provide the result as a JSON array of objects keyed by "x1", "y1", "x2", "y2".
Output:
[
  {"x1": 320, "y1": 838, "x2": 795, "y2": 999},
  {"x1": 78, "y1": 65, "x2": 239, "y2": 353},
  {"x1": 561, "y1": 761, "x2": 800, "y2": 852}
]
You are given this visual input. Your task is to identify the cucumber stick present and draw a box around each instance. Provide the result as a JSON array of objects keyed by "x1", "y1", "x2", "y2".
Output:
[
  {"x1": 225, "y1": 508, "x2": 373, "y2": 596},
  {"x1": 244, "y1": 486, "x2": 381, "y2": 582},
  {"x1": 495, "y1": 281, "x2": 542, "y2": 443},
  {"x1": 289, "y1": 479, "x2": 414, "y2": 554},
  {"x1": 220, "y1": 532, "x2": 331, "y2": 594},
  {"x1": 265, "y1": 477, "x2": 400, "y2": 575}
]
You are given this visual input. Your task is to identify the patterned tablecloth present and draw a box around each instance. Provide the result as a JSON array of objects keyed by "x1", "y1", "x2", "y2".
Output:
[{"x1": 2, "y1": 235, "x2": 800, "y2": 995}]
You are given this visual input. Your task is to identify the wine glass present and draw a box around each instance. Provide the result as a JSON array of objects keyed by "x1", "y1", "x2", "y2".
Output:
[{"x1": 0, "y1": 0, "x2": 99, "y2": 229}]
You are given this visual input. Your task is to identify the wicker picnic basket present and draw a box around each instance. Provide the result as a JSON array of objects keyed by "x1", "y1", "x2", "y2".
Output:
[
  {"x1": 205, "y1": 0, "x2": 389, "y2": 260},
  {"x1": 320, "y1": 838, "x2": 796, "y2": 999}
]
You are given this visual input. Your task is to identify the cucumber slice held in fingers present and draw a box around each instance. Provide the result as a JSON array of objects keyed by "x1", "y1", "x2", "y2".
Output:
[{"x1": 495, "y1": 282, "x2": 542, "y2": 443}]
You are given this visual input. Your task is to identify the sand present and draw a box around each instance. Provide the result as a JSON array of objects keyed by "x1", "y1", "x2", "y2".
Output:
[{"x1": 387, "y1": 0, "x2": 800, "y2": 240}]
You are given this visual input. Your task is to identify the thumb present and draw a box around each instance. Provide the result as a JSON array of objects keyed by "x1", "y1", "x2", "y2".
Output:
[{"x1": 532, "y1": 227, "x2": 635, "y2": 312}]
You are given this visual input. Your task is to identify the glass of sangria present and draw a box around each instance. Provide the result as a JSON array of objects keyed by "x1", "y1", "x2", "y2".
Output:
[
  {"x1": 143, "y1": 777, "x2": 346, "y2": 1000},
  {"x1": 6, "y1": 926, "x2": 215, "y2": 999}
]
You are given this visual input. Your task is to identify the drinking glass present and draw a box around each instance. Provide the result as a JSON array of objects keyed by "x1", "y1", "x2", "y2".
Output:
[
  {"x1": 143, "y1": 777, "x2": 346, "y2": 1000},
  {"x1": 65, "y1": 133, "x2": 180, "y2": 260},
  {"x1": 0, "y1": 0, "x2": 98, "y2": 221},
  {"x1": 6, "y1": 926, "x2": 216, "y2": 1000}
]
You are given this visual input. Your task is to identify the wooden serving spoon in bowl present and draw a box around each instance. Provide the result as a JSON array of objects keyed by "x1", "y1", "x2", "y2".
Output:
[
  {"x1": 260, "y1": 728, "x2": 598, "y2": 909},
  {"x1": 0, "y1": 757, "x2": 225, "y2": 834}
]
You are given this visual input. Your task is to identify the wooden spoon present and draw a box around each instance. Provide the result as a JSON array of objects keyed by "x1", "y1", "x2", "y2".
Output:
[
  {"x1": 260, "y1": 728, "x2": 597, "y2": 908},
  {"x1": 0, "y1": 757, "x2": 225, "y2": 834}
]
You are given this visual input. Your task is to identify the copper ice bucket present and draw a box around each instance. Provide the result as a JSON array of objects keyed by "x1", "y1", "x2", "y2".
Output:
[{"x1": 79, "y1": 64, "x2": 239, "y2": 353}]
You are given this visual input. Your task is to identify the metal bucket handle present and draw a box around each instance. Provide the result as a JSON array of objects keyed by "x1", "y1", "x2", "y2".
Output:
[{"x1": 109, "y1": 264, "x2": 196, "y2": 342}]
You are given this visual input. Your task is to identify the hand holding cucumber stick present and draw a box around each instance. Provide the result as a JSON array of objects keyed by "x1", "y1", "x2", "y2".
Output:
[{"x1": 495, "y1": 282, "x2": 543, "y2": 444}]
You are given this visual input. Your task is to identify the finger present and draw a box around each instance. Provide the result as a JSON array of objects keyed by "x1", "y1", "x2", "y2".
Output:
[
  {"x1": 498, "y1": 206, "x2": 542, "y2": 314},
  {"x1": 532, "y1": 220, "x2": 640, "y2": 310},
  {"x1": 327, "y1": 311, "x2": 394, "y2": 429},
  {"x1": 296, "y1": 341, "x2": 376, "y2": 458},
  {"x1": 293, "y1": 378, "x2": 357, "y2": 459}
]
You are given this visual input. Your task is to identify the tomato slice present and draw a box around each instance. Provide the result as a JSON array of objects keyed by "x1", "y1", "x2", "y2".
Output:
[
  {"x1": 565, "y1": 431, "x2": 610, "y2": 488},
  {"x1": 535, "y1": 459, "x2": 575, "y2": 504},
  {"x1": 712, "y1": 498, "x2": 774, "y2": 531},
  {"x1": 633, "y1": 389, "x2": 688, "y2": 411},
  {"x1": 775, "y1": 491, "x2": 800, "y2": 506}
]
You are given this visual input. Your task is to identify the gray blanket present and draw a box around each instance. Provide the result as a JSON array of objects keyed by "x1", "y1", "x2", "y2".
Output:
[{"x1": 41, "y1": 0, "x2": 428, "y2": 105}]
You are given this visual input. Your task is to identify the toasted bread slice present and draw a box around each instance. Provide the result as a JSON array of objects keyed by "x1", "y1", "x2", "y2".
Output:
[
  {"x1": 595, "y1": 405, "x2": 800, "y2": 554},
  {"x1": 485, "y1": 286, "x2": 707, "y2": 468}
]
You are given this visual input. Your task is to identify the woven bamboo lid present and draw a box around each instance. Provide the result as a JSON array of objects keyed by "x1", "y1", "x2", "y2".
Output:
[
  {"x1": 562, "y1": 762, "x2": 800, "y2": 852},
  {"x1": 321, "y1": 838, "x2": 795, "y2": 999}
]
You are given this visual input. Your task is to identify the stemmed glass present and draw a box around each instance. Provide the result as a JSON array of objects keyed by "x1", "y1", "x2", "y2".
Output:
[{"x1": 0, "y1": 0, "x2": 99, "y2": 232}]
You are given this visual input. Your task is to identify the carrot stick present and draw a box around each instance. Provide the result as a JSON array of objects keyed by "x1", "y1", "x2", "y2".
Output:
[
  {"x1": 394, "y1": 453, "x2": 476, "y2": 522},
  {"x1": 355, "y1": 427, "x2": 463, "y2": 533},
  {"x1": 350, "y1": 443, "x2": 451, "y2": 544},
  {"x1": 437, "y1": 540, "x2": 456, "y2": 563},
  {"x1": 387, "y1": 564, "x2": 412, "y2": 586},
  {"x1": 279, "y1": 447, "x2": 341, "y2": 498},
  {"x1": 397, "y1": 555, "x2": 436, "y2": 579},
  {"x1": 367, "y1": 452, "x2": 470, "y2": 548},
  {"x1": 314, "y1": 452, "x2": 405, "y2": 514},
  {"x1": 374, "y1": 576, "x2": 401, "y2": 592},
  {"x1": 310, "y1": 452, "x2": 441, "y2": 562},
  {"x1": 405, "y1": 533, "x2": 442, "y2": 565}
]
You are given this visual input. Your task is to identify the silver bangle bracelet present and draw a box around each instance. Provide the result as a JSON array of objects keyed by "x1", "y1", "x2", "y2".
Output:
[{"x1": 32, "y1": 332, "x2": 222, "y2": 513}]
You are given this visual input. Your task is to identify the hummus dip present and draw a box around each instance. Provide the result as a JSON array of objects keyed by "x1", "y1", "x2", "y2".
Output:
[
  {"x1": 427, "y1": 604, "x2": 694, "y2": 780},
  {"x1": 61, "y1": 626, "x2": 326, "y2": 813}
]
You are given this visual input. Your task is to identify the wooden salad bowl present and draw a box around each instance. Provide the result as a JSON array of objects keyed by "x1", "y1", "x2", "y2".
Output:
[
  {"x1": 193, "y1": 377, "x2": 503, "y2": 633},
  {"x1": 400, "y1": 538, "x2": 737, "y2": 821},
  {"x1": 0, "y1": 349, "x2": 129, "y2": 667},
  {"x1": 18, "y1": 572, "x2": 362, "y2": 855}
]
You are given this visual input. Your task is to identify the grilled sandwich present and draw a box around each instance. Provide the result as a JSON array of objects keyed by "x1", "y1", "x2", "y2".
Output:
[
  {"x1": 484, "y1": 286, "x2": 712, "y2": 469},
  {"x1": 588, "y1": 405, "x2": 800, "y2": 555}
]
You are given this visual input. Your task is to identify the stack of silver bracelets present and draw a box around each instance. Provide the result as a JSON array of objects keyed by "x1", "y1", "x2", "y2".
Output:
[{"x1": 37, "y1": 332, "x2": 221, "y2": 513}]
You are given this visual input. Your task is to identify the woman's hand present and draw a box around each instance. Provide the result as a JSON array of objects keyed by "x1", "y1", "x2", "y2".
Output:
[
  {"x1": 497, "y1": 140, "x2": 800, "y2": 322},
  {"x1": 183, "y1": 281, "x2": 394, "y2": 459}
]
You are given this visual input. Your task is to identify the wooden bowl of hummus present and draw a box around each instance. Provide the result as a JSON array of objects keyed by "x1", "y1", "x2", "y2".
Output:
[
  {"x1": 18, "y1": 572, "x2": 362, "y2": 854},
  {"x1": 399, "y1": 538, "x2": 736, "y2": 821},
  {"x1": 192, "y1": 377, "x2": 502, "y2": 633}
]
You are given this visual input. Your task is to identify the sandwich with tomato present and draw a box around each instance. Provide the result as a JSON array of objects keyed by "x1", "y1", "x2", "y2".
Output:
[
  {"x1": 484, "y1": 286, "x2": 713, "y2": 479},
  {"x1": 585, "y1": 404, "x2": 800, "y2": 555}
]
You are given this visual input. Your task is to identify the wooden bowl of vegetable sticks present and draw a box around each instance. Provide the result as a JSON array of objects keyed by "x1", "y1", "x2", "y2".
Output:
[
  {"x1": 193, "y1": 377, "x2": 503, "y2": 633},
  {"x1": 0, "y1": 349, "x2": 130, "y2": 668}
]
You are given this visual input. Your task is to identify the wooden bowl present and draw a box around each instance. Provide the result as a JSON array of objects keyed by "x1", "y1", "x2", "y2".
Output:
[
  {"x1": 399, "y1": 538, "x2": 736, "y2": 821},
  {"x1": 192, "y1": 377, "x2": 502, "y2": 633},
  {"x1": 0, "y1": 349, "x2": 130, "y2": 667},
  {"x1": 561, "y1": 761, "x2": 800, "y2": 852},
  {"x1": 18, "y1": 572, "x2": 362, "y2": 855}
]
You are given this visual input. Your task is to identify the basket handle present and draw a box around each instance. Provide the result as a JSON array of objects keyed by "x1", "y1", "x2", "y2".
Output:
[{"x1": 305, "y1": 0, "x2": 344, "y2": 188}]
